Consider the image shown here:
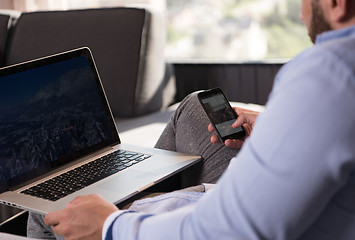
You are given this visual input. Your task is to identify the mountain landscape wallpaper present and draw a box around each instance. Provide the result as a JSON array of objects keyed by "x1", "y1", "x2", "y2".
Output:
[{"x1": 0, "y1": 56, "x2": 115, "y2": 183}]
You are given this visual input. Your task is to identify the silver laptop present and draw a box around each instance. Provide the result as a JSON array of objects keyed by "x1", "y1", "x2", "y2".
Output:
[{"x1": 0, "y1": 47, "x2": 200, "y2": 214}]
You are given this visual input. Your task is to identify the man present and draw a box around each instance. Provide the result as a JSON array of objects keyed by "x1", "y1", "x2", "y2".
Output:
[{"x1": 40, "y1": 0, "x2": 355, "y2": 239}]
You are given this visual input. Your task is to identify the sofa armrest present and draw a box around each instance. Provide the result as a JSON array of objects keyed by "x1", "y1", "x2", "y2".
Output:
[
  {"x1": 0, "y1": 14, "x2": 9, "y2": 67},
  {"x1": 0, "y1": 10, "x2": 20, "y2": 67}
]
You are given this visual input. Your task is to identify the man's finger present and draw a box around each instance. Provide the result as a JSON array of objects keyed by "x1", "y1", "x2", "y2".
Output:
[
  {"x1": 51, "y1": 223, "x2": 65, "y2": 237},
  {"x1": 44, "y1": 210, "x2": 61, "y2": 227},
  {"x1": 210, "y1": 134, "x2": 221, "y2": 144},
  {"x1": 224, "y1": 139, "x2": 243, "y2": 149},
  {"x1": 208, "y1": 123, "x2": 215, "y2": 132},
  {"x1": 232, "y1": 114, "x2": 247, "y2": 128}
]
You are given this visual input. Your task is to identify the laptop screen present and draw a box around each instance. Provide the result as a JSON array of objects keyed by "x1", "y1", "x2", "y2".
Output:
[{"x1": 0, "y1": 48, "x2": 120, "y2": 192}]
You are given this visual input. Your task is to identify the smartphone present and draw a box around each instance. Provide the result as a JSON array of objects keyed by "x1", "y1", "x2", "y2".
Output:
[{"x1": 197, "y1": 88, "x2": 246, "y2": 142}]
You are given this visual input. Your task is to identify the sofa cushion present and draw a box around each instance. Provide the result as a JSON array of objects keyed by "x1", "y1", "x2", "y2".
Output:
[{"x1": 5, "y1": 7, "x2": 173, "y2": 117}]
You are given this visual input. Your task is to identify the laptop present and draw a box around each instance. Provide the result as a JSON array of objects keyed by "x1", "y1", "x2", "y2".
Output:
[{"x1": 0, "y1": 47, "x2": 200, "y2": 215}]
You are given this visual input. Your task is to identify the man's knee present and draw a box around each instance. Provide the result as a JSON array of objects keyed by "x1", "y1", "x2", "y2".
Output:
[
  {"x1": 178, "y1": 91, "x2": 202, "y2": 111},
  {"x1": 181, "y1": 91, "x2": 197, "y2": 101}
]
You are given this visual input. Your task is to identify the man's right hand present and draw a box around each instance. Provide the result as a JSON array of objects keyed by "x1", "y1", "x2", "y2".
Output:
[{"x1": 209, "y1": 107, "x2": 259, "y2": 149}]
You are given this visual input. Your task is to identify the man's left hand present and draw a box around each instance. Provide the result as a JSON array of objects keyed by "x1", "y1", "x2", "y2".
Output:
[{"x1": 44, "y1": 194, "x2": 118, "y2": 240}]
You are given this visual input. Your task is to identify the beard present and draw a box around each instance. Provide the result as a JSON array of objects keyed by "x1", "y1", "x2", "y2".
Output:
[{"x1": 309, "y1": 0, "x2": 332, "y2": 43}]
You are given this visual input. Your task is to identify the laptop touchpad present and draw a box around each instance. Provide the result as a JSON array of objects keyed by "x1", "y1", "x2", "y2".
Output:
[{"x1": 98, "y1": 170, "x2": 157, "y2": 193}]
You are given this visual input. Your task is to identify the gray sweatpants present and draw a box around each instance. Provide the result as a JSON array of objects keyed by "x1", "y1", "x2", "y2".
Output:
[
  {"x1": 154, "y1": 92, "x2": 239, "y2": 185},
  {"x1": 27, "y1": 92, "x2": 239, "y2": 239}
]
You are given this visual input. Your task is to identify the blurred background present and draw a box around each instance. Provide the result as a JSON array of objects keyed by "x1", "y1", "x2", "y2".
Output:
[{"x1": 0, "y1": 0, "x2": 312, "y2": 61}]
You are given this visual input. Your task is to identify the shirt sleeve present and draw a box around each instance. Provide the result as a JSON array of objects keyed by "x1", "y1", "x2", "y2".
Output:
[
  {"x1": 104, "y1": 49, "x2": 355, "y2": 240},
  {"x1": 102, "y1": 210, "x2": 124, "y2": 240}
]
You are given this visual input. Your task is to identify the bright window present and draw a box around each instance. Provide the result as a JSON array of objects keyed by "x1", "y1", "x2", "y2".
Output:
[
  {"x1": 0, "y1": 0, "x2": 312, "y2": 61},
  {"x1": 166, "y1": 0, "x2": 312, "y2": 61}
]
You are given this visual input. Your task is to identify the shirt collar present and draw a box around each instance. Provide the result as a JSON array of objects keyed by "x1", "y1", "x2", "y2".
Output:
[{"x1": 315, "y1": 25, "x2": 355, "y2": 44}]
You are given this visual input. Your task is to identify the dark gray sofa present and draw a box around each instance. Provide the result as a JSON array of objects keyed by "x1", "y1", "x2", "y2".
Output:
[
  {"x1": 0, "y1": 6, "x2": 284, "y2": 236},
  {"x1": 0, "y1": 7, "x2": 175, "y2": 118}
]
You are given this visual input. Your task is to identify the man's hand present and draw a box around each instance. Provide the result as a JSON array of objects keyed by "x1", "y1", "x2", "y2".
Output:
[
  {"x1": 44, "y1": 194, "x2": 118, "y2": 240},
  {"x1": 209, "y1": 107, "x2": 259, "y2": 149}
]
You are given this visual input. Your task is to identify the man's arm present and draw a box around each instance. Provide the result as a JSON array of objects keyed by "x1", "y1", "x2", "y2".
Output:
[
  {"x1": 106, "y1": 50, "x2": 355, "y2": 239},
  {"x1": 45, "y1": 49, "x2": 355, "y2": 240}
]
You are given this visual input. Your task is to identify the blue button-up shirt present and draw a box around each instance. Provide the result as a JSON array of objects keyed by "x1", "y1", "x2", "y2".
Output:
[{"x1": 103, "y1": 26, "x2": 355, "y2": 240}]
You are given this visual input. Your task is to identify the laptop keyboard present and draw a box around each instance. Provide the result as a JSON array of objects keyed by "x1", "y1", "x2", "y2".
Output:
[{"x1": 21, "y1": 150, "x2": 151, "y2": 201}]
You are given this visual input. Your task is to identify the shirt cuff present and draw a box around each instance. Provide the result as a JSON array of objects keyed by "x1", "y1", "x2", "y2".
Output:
[{"x1": 102, "y1": 210, "x2": 132, "y2": 240}]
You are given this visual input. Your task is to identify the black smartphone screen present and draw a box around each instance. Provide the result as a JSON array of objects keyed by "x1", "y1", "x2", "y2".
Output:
[{"x1": 198, "y1": 88, "x2": 246, "y2": 142}]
